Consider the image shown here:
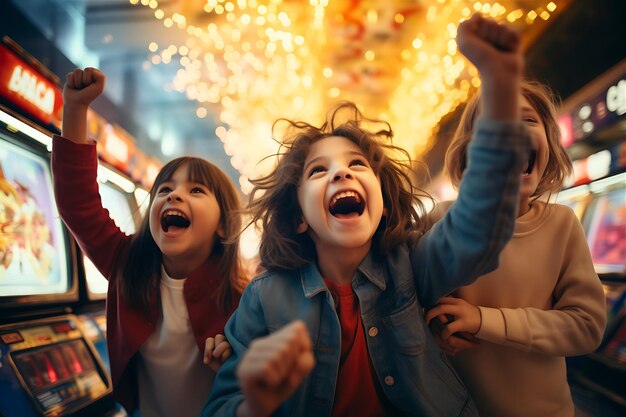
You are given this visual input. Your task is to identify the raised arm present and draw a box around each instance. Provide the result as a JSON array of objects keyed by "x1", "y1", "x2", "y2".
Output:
[
  {"x1": 52, "y1": 68, "x2": 128, "y2": 278},
  {"x1": 413, "y1": 15, "x2": 531, "y2": 306},
  {"x1": 62, "y1": 67, "x2": 106, "y2": 144}
]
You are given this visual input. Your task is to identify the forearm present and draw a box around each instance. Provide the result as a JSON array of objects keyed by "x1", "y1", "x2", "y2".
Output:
[
  {"x1": 52, "y1": 135, "x2": 126, "y2": 276},
  {"x1": 476, "y1": 304, "x2": 605, "y2": 356},
  {"x1": 415, "y1": 119, "x2": 531, "y2": 305},
  {"x1": 61, "y1": 103, "x2": 90, "y2": 144},
  {"x1": 480, "y1": 71, "x2": 521, "y2": 121}
]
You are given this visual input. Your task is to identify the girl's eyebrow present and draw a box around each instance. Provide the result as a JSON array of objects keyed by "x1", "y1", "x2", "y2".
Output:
[
  {"x1": 303, "y1": 150, "x2": 366, "y2": 172},
  {"x1": 303, "y1": 156, "x2": 327, "y2": 173},
  {"x1": 521, "y1": 105, "x2": 538, "y2": 116}
]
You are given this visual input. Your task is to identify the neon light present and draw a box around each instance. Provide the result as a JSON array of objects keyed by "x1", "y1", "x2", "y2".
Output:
[
  {"x1": 98, "y1": 164, "x2": 136, "y2": 193},
  {"x1": 0, "y1": 109, "x2": 52, "y2": 149},
  {"x1": 8, "y1": 65, "x2": 55, "y2": 115}
]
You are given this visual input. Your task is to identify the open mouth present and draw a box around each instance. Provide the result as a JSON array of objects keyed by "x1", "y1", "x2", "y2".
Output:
[
  {"x1": 160, "y1": 209, "x2": 190, "y2": 232},
  {"x1": 329, "y1": 191, "x2": 365, "y2": 218},
  {"x1": 523, "y1": 149, "x2": 537, "y2": 176}
]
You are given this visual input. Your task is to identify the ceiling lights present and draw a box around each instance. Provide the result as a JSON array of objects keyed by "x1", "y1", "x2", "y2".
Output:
[{"x1": 131, "y1": 0, "x2": 566, "y2": 193}]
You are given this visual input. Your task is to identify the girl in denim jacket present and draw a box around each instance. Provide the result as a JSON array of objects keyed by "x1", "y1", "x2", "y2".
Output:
[{"x1": 203, "y1": 13, "x2": 532, "y2": 417}]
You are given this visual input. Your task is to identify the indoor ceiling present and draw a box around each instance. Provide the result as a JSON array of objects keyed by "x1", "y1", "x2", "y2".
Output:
[{"x1": 9, "y1": 0, "x2": 572, "y2": 192}]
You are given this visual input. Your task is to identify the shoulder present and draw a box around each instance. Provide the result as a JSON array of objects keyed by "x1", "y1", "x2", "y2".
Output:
[
  {"x1": 246, "y1": 268, "x2": 302, "y2": 294},
  {"x1": 536, "y1": 202, "x2": 582, "y2": 238},
  {"x1": 545, "y1": 202, "x2": 578, "y2": 223}
]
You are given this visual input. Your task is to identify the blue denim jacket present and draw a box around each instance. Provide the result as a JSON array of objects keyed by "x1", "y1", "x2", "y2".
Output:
[{"x1": 202, "y1": 119, "x2": 531, "y2": 417}]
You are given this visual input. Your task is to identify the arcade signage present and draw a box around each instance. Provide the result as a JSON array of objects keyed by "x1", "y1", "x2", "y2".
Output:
[
  {"x1": 0, "y1": 43, "x2": 63, "y2": 127},
  {"x1": 563, "y1": 71, "x2": 626, "y2": 144}
]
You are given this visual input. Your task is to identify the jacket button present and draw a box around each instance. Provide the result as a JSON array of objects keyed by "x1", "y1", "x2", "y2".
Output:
[
  {"x1": 368, "y1": 327, "x2": 378, "y2": 337},
  {"x1": 384, "y1": 375, "x2": 395, "y2": 386}
]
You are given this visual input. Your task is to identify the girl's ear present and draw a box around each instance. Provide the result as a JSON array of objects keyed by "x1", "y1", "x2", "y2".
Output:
[
  {"x1": 217, "y1": 225, "x2": 226, "y2": 238},
  {"x1": 382, "y1": 207, "x2": 388, "y2": 217},
  {"x1": 296, "y1": 219, "x2": 308, "y2": 234}
]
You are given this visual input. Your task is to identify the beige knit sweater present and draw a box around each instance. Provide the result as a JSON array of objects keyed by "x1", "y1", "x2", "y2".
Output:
[{"x1": 448, "y1": 201, "x2": 607, "y2": 417}]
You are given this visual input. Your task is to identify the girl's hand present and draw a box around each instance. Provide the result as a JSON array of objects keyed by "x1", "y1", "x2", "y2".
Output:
[
  {"x1": 456, "y1": 13, "x2": 523, "y2": 121},
  {"x1": 425, "y1": 296, "x2": 483, "y2": 342},
  {"x1": 456, "y1": 13, "x2": 522, "y2": 77},
  {"x1": 204, "y1": 334, "x2": 232, "y2": 372},
  {"x1": 428, "y1": 315, "x2": 480, "y2": 356},
  {"x1": 236, "y1": 321, "x2": 315, "y2": 417},
  {"x1": 63, "y1": 67, "x2": 106, "y2": 109}
]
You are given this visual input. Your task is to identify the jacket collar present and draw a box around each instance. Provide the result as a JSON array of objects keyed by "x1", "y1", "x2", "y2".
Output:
[
  {"x1": 357, "y1": 251, "x2": 386, "y2": 291},
  {"x1": 300, "y1": 263, "x2": 327, "y2": 298},
  {"x1": 300, "y1": 252, "x2": 387, "y2": 298}
]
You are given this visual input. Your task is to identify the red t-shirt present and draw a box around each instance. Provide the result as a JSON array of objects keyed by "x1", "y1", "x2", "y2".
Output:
[{"x1": 324, "y1": 279, "x2": 387, "y2": 417}]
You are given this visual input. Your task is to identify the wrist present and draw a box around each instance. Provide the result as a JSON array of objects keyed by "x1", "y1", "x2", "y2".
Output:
[
  {"x1": 63, "y1": 102, "x2": 90, "y2": 114},
  {"x1": 480, "y1": 79, "x2": 521, "y2": 121},
  {"x1": 472, "y1": 306, "x2": 483, "y2": 335}
]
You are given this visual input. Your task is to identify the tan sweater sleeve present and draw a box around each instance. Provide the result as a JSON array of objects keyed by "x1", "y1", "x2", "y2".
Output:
[{"x1": 476, "y1": 210, "x2": 607, "y2": 356}]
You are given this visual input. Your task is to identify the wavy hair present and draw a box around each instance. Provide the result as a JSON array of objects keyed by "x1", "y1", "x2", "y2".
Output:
[{"x1": 247, "y1": 102, "x2": 432, "y2": 271}]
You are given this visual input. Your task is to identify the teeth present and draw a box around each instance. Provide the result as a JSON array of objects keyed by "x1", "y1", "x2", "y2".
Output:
[
  {"x1": 331, "y1": 191, "x2": 361, "y2": 205},
  {"x1": 162, "y1": 209, "x2": 188, "y2": 220}
]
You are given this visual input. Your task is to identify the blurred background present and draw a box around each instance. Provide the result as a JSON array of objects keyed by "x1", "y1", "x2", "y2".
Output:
[{"x1": 0, "y1": 1, "x2": 624, "y2": 417}]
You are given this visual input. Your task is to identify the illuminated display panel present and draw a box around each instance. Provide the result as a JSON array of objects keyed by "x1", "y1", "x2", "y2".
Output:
[
  {"x1": 11, "y1": 339, "x2": 109, "y2": 416},
  {"x1": 556, "y1": 187, "x2": 591, "y2": 222},
  {"x1": 0, "y1": 133, "x2": 69, "y2": 297},
  {"x1": 84, "y1": 180, "x2": 137, "y2": 300},
  {"x1": 584, "y1": 187, "x2": 626, "y2": 274}
]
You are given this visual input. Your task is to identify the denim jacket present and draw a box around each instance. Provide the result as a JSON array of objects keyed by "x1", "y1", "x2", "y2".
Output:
[{"x1": 202, "y1": 119, "x2": 532, "y2": 417}]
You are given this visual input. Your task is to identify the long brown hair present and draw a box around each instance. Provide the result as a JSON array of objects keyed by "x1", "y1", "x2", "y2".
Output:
[
  {"x1": 247, "y1": 102, "x2": 432, "y2": 271},
  {"x1": 118, "y1": 157, "x2": 244, "y2": 315},
  {"x1": 445, "y1": 80, "x2": 573, "y2": 199}
]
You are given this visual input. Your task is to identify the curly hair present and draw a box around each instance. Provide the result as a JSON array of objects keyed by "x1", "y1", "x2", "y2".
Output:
[
  {"x1": 247, "y1": 102, "x2": 432, "y2": 271},
  {"x1": 445, "y1": 80, "x2": 572, "y2": 200}
]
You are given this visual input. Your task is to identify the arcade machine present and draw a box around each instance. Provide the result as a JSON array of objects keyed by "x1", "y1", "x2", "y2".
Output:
[
  {"x1": 567, "y1": 171, "x2": 626, "y2": 411},
  {"x1": 557, "y1": 60, "x2": 626, "y2": 413},
  {"x1": 0, "y1": 37, "x2": 119, "y2": 417}
]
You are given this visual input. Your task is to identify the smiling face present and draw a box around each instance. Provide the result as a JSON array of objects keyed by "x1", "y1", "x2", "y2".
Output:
[
  {"x1": 148, "y1": 164, "x2": 222, "y2": 277},
  {"x1": 519, "y1": 95, "x2": 550, "y2": 213},
  {"x1": 297, "y1": 136, "x2": 384, "y2": 261}
]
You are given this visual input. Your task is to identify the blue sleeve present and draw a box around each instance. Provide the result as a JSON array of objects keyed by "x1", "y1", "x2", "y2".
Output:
[
  {"x1": 412, "y1": 118, "x2": 531, "y2": 307},
  {"x1": 201, "y1": 280, "x2": 268, "y2": 417}
]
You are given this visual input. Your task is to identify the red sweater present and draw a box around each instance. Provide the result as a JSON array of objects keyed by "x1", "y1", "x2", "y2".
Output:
[{"x1": 51, "y1": 135, "x2": 239, "y2": 412}]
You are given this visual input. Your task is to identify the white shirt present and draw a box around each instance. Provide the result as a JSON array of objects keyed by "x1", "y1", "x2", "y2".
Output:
[{"x1": 137, "y1": 267, "x2": 215, "y2": 417}]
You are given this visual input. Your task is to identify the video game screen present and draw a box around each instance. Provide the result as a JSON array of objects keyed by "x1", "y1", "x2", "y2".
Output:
[
  {"x1": 0, "y1": 135, "x2": 69, "y2": 297},
  {"x1": 584, "y1": 186, "x2": 626, "y2": 274},
  {"x1": 12, "y1": 339, "x2": 109, "y2": 415}
]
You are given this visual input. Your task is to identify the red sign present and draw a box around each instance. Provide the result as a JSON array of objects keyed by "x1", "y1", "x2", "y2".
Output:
[
  {"x1": 0, "y1": 43, "x2": 63, "y2": 128},
  {"x1": 97, "y1": 123, "x2": 135, "y2": 173}
]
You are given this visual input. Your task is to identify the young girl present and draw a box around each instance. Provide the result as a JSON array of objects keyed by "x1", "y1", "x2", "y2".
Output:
[
  {"x1": 424, "y1": 80, "x2": 607, "y2": 417},
  {"x1": 52, "y1": 68, "x2": 244, "y2": 417},
  {"x1": 203, "y1": 14, "x2": 533, "y2": 417}
]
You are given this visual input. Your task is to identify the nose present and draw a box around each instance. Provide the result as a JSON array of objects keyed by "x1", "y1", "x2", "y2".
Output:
[
  {"x1": 332, "y1": 166, "x2": 353, "y2": 182},
  {"x1": 166, "y1": 190, "x2": 183, "y2": 202}
]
